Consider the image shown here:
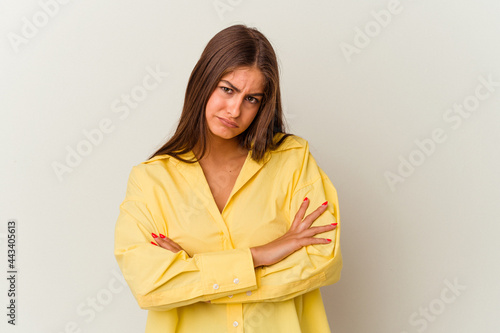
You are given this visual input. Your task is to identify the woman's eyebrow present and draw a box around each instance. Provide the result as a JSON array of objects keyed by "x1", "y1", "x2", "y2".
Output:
[{"x1": 221, "y1": 80, "x2": 264, "y2": 96}]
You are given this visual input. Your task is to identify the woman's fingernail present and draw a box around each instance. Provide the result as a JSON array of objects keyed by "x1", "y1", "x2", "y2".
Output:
[
  {"x1": 303, "y1": 197, "x2": 308, "y2": 201},
  {"x1": 151, "y1": 241, "x2": 157, "y2": 246},
  {"x1": 152, "y1": 233, "x2": 158, "y2": 238},
  {"x1": 159, "y1": 234, "x2": 166, "y2": 239},
  {"x1": 326, "y1": 239, "x2": 332, "y2": 242},
  {"x1": 322, "y1": 201, "x2": 328, "y2": 206},
  {"x1": 331, "y1": 223, "x2": 338, "y2": 226}
]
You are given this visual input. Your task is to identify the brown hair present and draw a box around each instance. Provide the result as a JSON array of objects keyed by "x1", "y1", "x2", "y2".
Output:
[{"x1": 147, "y1": 24, "x2": 294, "y2": 164}]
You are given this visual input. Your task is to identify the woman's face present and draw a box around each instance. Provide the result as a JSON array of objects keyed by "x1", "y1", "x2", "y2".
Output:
[{"x1": 205, "y1": 66, "x2": 265, "y2": 144}]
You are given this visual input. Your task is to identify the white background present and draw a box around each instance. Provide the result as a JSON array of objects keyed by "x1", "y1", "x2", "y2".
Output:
[{"x1": 1, "y1": 0, "x2": 499, "y2": 332}]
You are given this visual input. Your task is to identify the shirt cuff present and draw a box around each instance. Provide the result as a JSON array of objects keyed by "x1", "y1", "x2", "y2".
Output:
[{"x1": 197, "y1": 247, "x2": 257, "y2": 297}]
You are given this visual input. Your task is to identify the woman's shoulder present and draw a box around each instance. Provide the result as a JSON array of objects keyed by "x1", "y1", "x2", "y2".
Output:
[
  {"x1": 139, "y1": 154, "x2": 170, "y2": 165},
  {"x1": 127, "y1": 153, "x2": 178, "y2": 181},
  {"x1": 125, "y1": 153, "x2": 183, "y2": 189},
  {"x1": 138, "y1": 149, "x2": 196, "y2": 167},
  {"x1": 272, "y1": 132, "x2": 310, "y2": 154}
]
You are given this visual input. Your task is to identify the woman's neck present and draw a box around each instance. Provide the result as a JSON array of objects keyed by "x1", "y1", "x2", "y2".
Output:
[{"x1": 194, "y1": 137, "x2": 248, "y2": 164}]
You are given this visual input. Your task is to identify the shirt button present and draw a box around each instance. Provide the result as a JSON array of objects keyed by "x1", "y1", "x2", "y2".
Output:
[
  {"x1": 228, "y1": 295, "x2": 233, "y2": 298},
  {"x1": 246, "y1": 291, "x2": 252, "y2": 296},
  {"x1": 233, "y1": 278, "x2": 239, "y2": 284},
  {"x1": 233, "y1": 321, "x2": 239, "y2": 327},
  {"x1": 213, "y1": 283, "x2": 219, "y2": 290}
]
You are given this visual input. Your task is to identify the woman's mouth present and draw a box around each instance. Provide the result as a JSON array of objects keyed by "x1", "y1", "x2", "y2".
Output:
[{"x1": 218, "y1": 117, "x2": 238, "y2": 128}]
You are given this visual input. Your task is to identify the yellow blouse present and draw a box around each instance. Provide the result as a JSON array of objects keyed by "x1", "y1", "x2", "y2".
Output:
[{"x1": 114, "y1": 133, "x2": 343, "y2": 332}]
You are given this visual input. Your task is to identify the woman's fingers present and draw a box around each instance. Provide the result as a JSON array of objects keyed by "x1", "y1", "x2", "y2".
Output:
[
  {"x1": 290, "y1": 197, "x2": 310, "y2": 229},
  {"x1": 151, "y1": 233, "x2": 183, "y2": 253},
  {"x1": 156, "y1": 238, "x2": 181, "y2": 252},
  {"x1": 254, "y1": 199, "x2": 335, "y2": 267},
  {"x1": 291, "y1": 198, "x2": 329, "y2": 231},
  {"x1": 305, "y1": 236, "x2": 334, "y2": 245},
  {"x1": 303, "y1": 223, "x2": 338, "y2": 238},
  {"x1": 301, "y1": 201, "x2": 329, "y2": 228}
]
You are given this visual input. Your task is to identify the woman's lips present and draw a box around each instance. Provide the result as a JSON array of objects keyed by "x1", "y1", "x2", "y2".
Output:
[{"x1": 218, "y1": 117, "x2": 238, "y2": 128}]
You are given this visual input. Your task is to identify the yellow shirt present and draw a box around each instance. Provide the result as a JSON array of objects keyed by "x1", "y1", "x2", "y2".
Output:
[{"x1": 114, "y1": 133, "x2": 343, "y2": 333}]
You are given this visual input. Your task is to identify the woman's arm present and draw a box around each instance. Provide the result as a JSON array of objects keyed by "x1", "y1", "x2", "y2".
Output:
[
  {"x1": 116, "y1": 140, "x2": 342, "y2": 308},
  {"x1": 152, "y1": 195, "x2": 338, "y2": 305},
  {"x1": 153, "y1": 198, "x2": 335, "y2": 267},
  {"x1": 209, "y1": 143, "x2": 343, "y2": 304},
  {"x1": 249, "y1": 197, "x2": 336, "y2": 268},
  {"x1": 114, "y1": 167, "x2": 259, "y2": 311}
]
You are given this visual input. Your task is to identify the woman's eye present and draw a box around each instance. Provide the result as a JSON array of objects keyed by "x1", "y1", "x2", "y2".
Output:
[
  {"x1": 247, "y1": 96, "x2": 259, "y2": 104},
  {"x1": 221, "y1": 86, "x2": 232, "y2": 93}
]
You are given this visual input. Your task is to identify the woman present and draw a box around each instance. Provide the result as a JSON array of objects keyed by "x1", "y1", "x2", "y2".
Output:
[{"x1": 114, "y1": 24, "x2": 342, "y2": 332}]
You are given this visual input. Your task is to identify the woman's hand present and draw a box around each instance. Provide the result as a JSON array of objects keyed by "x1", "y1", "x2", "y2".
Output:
[
  {"x1": 250, "y1": 197, "x2": 337, "y2": 268},
  {"x1": 150, "y1": 233, "x2": 187, "y2": 254}
]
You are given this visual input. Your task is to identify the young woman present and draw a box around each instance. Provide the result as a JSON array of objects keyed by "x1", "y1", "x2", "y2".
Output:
[{"x1": 114, "y1": 24, "x2": 343, "y2": 333}]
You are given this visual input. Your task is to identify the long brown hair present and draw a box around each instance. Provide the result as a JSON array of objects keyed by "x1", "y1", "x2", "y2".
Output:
[{"x1": 147, "y1": 24, "x2": 294, "y2": 164}]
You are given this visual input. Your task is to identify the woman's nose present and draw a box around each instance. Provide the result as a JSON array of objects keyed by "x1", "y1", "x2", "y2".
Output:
[{"x1": 227, "y1": 97, "x2": 243, "y2": 116}]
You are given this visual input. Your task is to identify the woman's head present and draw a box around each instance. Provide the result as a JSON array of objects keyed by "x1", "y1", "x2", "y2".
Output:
[
  {"x1": 148, "y1": 24, "x2": 293, "y2": 163},
  {"x1": 204, "y1": 66, "x2": 265, "y2": 145}
]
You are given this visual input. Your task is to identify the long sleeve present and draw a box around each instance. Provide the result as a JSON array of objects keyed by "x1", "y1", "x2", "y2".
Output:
[
  {"x1": 211, "y1": 143, "x2": 343, "y2": 304},
  {"x1": 114, "y1": 166, "x2": 258, "y2": 311}
]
